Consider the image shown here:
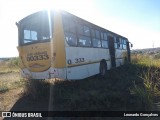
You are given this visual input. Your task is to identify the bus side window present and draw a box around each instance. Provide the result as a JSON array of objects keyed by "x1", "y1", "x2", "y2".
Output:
[
  {"x1": 93, "y1": 38, "x2": 101, "y2": 48},
  {"x1": 114, "y1": 43, "x2": 118, "y2": 49},
  {"x1": 95, "y1": 30, "x2": 100, "y2": 39},
  {"x1": 91, "y1": 29, "x2": 95, "y2": 38},
  {"x1": 123, "y1": 39, "x2": 127, "y2": 49},
  {"x1": 63, "y1": 17, "x2": 70, "y2": 32},
  {"x1": 65, "y1": 32, "x2": 77, "y2": 46},
  {"x1": 115, "y1": 37, "x2": 119, "y2": 49},
  {"x1": 84, "y1": 26, "x2": 90, "y2": 36},
  {"x1": 78, "y1": 36, "x2": 91, "y2": 47},
  {"x1": 123, "y1": 44, "x2": 127, "y2": 49},
  {"x1": 77, "y1": 24, "x2": 91, "y2": 47},
  {"x1": 77, "y1": 24, "x2": 83, "y2": 35},
  {"x1": 101, "y1": 32, "x2": 104, "y2": 40},
  {"x1": 62, "y1": 14, "x2": 76, "y2": 33},
  {"x1": 123, "y1": 39, "x2": 127, "y2": 44},
  {"x1": 120, "y1": 44, "x2": 123, "y2": 49},
  {"x1": 102, "y1": 40, "x2": 108, "y2": 48},
  {"x1": 70, "y1": 20, "x2": 76, "y2": 33},
  {"x1": 104, "y1": 33, "x2": 107, "y2": 40},
  {"x1": 101, "y1": 32, "x2": 108, "y2": 48}
]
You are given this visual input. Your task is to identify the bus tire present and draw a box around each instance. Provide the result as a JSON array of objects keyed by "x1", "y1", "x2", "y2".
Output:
[{"x1": 99, "y1": 61, "x2": 107, "y2": 78}]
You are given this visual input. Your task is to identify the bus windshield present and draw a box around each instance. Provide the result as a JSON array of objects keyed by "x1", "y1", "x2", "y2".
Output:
[{"x1": 19, "y1": 11, "x2": 53, "y2": 45}]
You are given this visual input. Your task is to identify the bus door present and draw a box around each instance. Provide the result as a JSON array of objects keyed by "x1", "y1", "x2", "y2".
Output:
[
  {"x1": 127, "y1": 41, "x2": 131, "y2": 62},
  {"x1": 108, "y1": 36, "x2": 116, "y2": 67}
]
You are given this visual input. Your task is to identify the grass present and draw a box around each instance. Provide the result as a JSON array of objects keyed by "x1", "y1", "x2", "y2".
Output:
[
  {"x1": 131, "y1": 54, "x2": 160, "y2": 108},
  {"x1": 0, "y1": 57, "x2": 19, "y2": 73},
  {"x1": 0, "y1": 57, "x2": 26, "y2": 111},
  {"x1": 1, "y1": 54, "x2": 160, "y2": 115},
  {"x1": 0, "y1": 57, "x2": 22, "y2": 93},
  {"x1": 21, "y1": 56, "x2": 159, "y2": 111},
  {"x1": 23, "y1": 54, "x2": 160, "y2": 111}
]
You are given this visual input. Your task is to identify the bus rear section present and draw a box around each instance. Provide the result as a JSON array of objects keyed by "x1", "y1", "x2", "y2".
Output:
[{"x1": 17, "y1": 10, "x2": 66, "y2": 79}]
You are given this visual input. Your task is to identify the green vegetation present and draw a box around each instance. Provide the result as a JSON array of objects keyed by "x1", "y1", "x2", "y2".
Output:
[
  {"x1": 0, "y1": 57, "x2": 22, "y2": 93},
  {"x1": 0, "y1": 57, "x2": 20, "y2": 73},
  {"x1": 131, "y1": 54, "x2": 160, "y2": 109},
  {"x1": 0, "y1": 58, "x2": 26, "y2": 112},
  {"x1": 0, "y1": 78, "x2": 26, "y2": 93}
]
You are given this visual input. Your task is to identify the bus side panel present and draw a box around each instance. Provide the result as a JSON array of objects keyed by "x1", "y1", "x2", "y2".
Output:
[
  {"x1": 67, "y1": 63, "x2": 99, "y2": 80},
  {"x1": 65, "y1": 47, "x2": 110, "y2": 79}
]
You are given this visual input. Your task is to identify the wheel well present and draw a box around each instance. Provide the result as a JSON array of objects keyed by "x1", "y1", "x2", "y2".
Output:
[
  {"x1": 100, "y1": 59, "x2": 107, "y2": 69},
  {"x1": 100, "y1": 59, "x2": 106, "y2": 64},
  {"x1": 99, "y1": 59, "x2": 107, "y2": 77}
]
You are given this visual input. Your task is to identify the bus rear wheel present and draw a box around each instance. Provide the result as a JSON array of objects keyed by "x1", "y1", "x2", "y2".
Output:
[{"x1": 99, "y1": 61, "x2": 107, "y2": 78}]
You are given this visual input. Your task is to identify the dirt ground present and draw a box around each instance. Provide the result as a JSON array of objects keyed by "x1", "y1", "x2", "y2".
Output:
[
  {"x1": 0, "y1": 73, "x2": 21, "y2": 110},
  {"x1": 1, "y1": 72, "x2": 160, "y2": 120},
  {"x1": 0, "y1": 72, "x2": 50, "y2": 120}
]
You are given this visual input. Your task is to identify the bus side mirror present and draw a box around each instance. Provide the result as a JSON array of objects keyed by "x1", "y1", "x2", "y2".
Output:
[{"x1": 131, "y1": 44, "x2": 133, "y2": 48}]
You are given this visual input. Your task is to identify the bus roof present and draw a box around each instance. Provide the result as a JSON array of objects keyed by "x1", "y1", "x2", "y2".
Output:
[
  {"x1": 61, "y1": 10, "x2": 128, "y2": 41},
  {"x1": 18, "y1": 10, "x2": 128, "y2": 41}
]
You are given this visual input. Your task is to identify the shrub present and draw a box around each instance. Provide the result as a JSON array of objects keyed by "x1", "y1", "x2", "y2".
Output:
[
  {"x1": 7, "y1": 57, "x2": 19, "y2": 67},
  {"x1": 154, "y1": 53, "x2": 160, "y2": 59}
]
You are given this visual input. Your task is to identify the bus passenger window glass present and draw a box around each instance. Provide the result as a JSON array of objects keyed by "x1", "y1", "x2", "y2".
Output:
[
  {"x1": 119, "y1": 38, "x2": 122, "y2": 43},
  {"x1": 93, "y1": 38, "x2": 101, "y2": 47},
  {"x1": 70, "y1": 20, "x2": 76, "y2": 33},
  {"x1": 65, "y1": 32, "x2": 77, "y2": 46},
  {"x1": 104, "y1": 33, "x2": 107, "y2": 40},
  {"x1": 121, "y1": 39, "x2": 124, "y2": 44},
  {"x1": 84, "y1": 26, "x2": 90, "y2": 36},
  {"x1": 102, "y1": 40, "x2": 108, "y2": 48},
  {"x1": 114, "y1": 43, "x2": 118, "y2": 48},
  {"x1": 120, "y1": 44, "x2": 123, "y2": 49},
  {"x1": 95, "y1": 30, "x2": 100, "y2": 39},
  {"x1": 116, "y1": 37, "x2": 119, "y2": 43},
  {"x1": 63, "y1": 19, "x2": 70, "y2": 32},
  {"x1": 24, "y1": 30, "x2": 37, "y2": 40},
  {"x1": 31, "y1": 31, "x2": 37, "y2": 40},
  {"x1": 77, "y1": 24, "x2": 83, "y2": 35},
  {"x1": 114, "y1": 37, "x2": 116, "y2": 42},
  {"x1": 91, "y1": 29, "x2": 95, "y2": 38},
  {"x1": 120, "y1": 38, "x2": 123, "y2": 44},
  {"x1": 123, "y1": 44, "x2": 126, "y2": 49},
  {"x1": 24, "y1": 30, "x2": 30, "y2": 40},
  {"x1": 101, "y1": 32, "x2": 104, "y2": 39},
  {"x1": 20, "y1": 11, "x2": 52, "y2": 45},
  {"x1": 78, "y1": 36, "x2": 91, "y2": 47},
  {"x1": 123, "y1": 40, "x2": 126, "y2": 44}
]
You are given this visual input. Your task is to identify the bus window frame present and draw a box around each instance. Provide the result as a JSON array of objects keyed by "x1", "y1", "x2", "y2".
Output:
[
  {"x1": 76, "y1": 23, "x2": 93, "y2": 48},
  {"x1": 62, "y1": 13, "x2": 78, "y2": 47},
  {"x1": 19, "y1": 11, "x2": 53, "y2": 46}
]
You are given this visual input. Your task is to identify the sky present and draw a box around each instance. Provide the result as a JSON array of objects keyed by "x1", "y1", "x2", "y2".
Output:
[{"x1": 0, "y1": 0, "x2": 160, "y2": 57}]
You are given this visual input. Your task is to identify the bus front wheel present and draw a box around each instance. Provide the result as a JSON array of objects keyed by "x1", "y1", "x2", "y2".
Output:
[{"x1": 99, "y1": 61, "x2": 107, "y2": 78}]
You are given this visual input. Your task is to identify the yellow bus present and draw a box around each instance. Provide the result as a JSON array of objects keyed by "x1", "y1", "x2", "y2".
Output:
[{"x1": 16, "y1": 10, "x2": 132, "y2": 80}]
